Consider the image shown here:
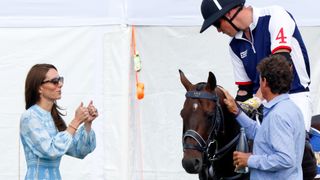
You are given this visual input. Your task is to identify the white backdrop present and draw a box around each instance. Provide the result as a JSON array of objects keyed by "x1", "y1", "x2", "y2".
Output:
[
  {"x1": 0, "y1": 1, "x2": 319, "y2": 180},
  {"x1": 0, "y1": 0, "x2": 319, "y2": 27}
]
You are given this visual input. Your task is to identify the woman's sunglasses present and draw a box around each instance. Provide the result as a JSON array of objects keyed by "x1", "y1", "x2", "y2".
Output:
[{"x1": 42, "y1": 76, "x2": 64, "y2": 85}]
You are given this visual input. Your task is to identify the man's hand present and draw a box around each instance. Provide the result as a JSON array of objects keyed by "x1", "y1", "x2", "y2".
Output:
[
  {"x1": 233, "y1": 151, "x2": 251, "y2": 169},
  {"x1": 220, "y1": 88, "x2": 240, "y2": 116}
]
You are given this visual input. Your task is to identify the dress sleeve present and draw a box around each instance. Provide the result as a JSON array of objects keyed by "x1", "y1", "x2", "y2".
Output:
[
  {"x1": 20, "y1": 111, "x2": 73, "y2": 159},
  {"x1": 66, "y1": 125, "x2": 96, "y2": 159}
]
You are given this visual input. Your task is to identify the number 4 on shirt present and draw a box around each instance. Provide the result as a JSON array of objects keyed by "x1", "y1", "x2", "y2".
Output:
[{"x1": 276, "y1": 27, "x2": 287, "y2": 44}]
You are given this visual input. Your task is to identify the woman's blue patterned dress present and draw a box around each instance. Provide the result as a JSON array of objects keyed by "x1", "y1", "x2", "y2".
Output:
[{"x1": 20, "y1": 104, "x2": 96, "y2": 180}]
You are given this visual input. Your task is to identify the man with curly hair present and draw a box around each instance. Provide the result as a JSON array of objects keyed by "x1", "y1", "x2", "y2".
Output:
[{"x1": 222, "y1": 55, "x2": 305, "y2": 179}]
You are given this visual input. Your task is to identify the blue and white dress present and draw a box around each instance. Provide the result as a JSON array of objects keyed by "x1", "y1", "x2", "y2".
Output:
[{"x1": 20, "y1": 104, "x2": 96, "y2": 180}]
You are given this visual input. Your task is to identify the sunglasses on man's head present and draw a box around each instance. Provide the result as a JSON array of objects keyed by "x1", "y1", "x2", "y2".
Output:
[{"x1": 42, "y1": 76, "x2": 64, "y2": 85}]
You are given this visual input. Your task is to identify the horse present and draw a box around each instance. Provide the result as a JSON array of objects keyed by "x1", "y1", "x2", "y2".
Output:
[{"x1": 179, "y1": 70, "x2": 249, "y2": 180}]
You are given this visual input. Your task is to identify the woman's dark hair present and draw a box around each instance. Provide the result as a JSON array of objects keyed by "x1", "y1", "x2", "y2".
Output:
[
  {"x1": 25, "y1": 64, "x2": 67, "y2": 131},
  {"x1": 257, "y1": 55, "x2": 293, "y2": 94}
]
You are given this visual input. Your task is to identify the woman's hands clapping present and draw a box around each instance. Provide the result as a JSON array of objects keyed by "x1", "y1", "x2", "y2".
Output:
[
  {"x1": 67, "y1": 102, "x2": 90, "y2": 135},
  {"x1": 87, "y1": 100, "x2": 99, "y2": 122},
  {"x1": 68, "y1": 101, "x2": 99, "y2": 134},
  {"x1": 84, "y1": 100, "x2": 99, "y2": 132},
  {"x1": 74, "y1": 102, "x2": 90, "y2": 126}
]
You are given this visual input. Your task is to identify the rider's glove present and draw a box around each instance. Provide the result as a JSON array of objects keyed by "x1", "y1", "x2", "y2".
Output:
[{"x1": 238, "y1": 97, "x2": 262, "y2": 116}]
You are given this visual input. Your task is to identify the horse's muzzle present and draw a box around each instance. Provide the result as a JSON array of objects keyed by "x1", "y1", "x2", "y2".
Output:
[{"x1": 182, "y1": 157, "x2": 203, "y2": 174}]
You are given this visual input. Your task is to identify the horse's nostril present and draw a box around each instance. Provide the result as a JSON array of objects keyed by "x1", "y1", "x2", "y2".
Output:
[{"x1": 194, "y1": 158, "x2": 201, "y2": 170}]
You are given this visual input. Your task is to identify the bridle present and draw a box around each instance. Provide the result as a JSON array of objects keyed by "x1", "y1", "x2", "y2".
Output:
[
  {"x1": 182, "y1": 90, "x2": 225, "y2": 153},
  {"x1": 182, "y1": 88, "x2": 242, "y2": 179}
]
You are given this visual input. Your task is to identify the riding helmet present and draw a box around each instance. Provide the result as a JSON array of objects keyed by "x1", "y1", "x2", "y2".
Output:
[{"x1": 200, "y1": 0, "x2": 245, "y2": 33}]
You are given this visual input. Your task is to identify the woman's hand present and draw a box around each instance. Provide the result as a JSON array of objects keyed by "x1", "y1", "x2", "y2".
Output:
[
  {"x1": 87, "y1": 100, "x2": 99, "y2": 122},
  {"x1": 67, "y1": 102, "x2": 90, "y2": 135},
  {"x1": 74, "y1": 102, "x2": 90, "y2": 124},
  {"x1": 84, "y1": 100, "x2": 99, "y2": 132}
]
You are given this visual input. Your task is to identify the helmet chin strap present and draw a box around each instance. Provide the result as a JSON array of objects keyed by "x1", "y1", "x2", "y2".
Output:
[
  {"x1": 224, "y1": 6, "x2": 243, "y2": 32},
  {"x1": 224, "y1": 18, "x2": 241, "y2": 32}
]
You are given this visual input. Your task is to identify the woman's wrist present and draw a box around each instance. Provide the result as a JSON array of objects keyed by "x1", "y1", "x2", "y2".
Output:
[
  {"x1": 68, "y1": 123, "x2": 78, "y2": 131},
  {"x1": 67, "y1": 121, "x2": 79, "y2": 135},
  {"x1": 70, "y1": 118, "x2": 81, "y2": 128},
  {"x1": 85, "y1": 121, "x2": 92, "y2": 125},
  {"x1": 84, "y1": 121, "x2": 92, "y2": 132}
]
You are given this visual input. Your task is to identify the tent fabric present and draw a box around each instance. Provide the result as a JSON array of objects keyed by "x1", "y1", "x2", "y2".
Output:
[
  {"x1": 0, "y1": 0, "x2": 319, "y2": 27},
  {"x1": 0, "y1": 25, "x2": 319, "y2": 180},
  {"x1": 0, "y1": 1, "x2": 319, "y2": 180}
]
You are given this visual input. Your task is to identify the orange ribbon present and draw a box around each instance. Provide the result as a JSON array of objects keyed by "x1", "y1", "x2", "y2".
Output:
[{"x1": 131, "y1": 26, "x2": 144, "y2": 100}]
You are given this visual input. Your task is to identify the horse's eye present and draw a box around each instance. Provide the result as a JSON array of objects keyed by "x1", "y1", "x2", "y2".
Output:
[{"x1": 206, "y1": 111, "x2": 215, "y2": 117}]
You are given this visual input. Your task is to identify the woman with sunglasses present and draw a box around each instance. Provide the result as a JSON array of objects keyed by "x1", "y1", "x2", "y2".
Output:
[{"x1": 20, "y1": 64, "x2": 98, "y2": 180}]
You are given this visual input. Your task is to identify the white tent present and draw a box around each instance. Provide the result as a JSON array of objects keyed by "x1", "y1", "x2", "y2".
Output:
[{"x1": 0, "y1": 0, "x2": 319, "y2": 180}]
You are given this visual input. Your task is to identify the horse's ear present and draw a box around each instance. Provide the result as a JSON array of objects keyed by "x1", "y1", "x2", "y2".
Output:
[
  {"x1": 207, "y1": 71, "x2": 217, "y2": 91},
  {"x1": 179, "y1": 69, "x2": 193, "y2": 91}
]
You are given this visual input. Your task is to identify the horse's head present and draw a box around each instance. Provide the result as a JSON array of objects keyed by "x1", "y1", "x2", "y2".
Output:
[{"x1": 179, "y1": 70, "x2": 241, "y2": 178}]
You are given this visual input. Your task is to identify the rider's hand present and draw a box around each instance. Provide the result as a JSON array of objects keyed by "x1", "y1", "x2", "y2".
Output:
[{"x1": 238, "y1": 97, "x2": 261, "y2": 115}]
